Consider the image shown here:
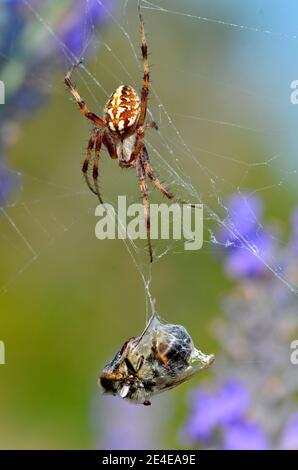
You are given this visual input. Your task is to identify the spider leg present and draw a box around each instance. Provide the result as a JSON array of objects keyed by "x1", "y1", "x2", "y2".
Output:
[
  {"x1": 137, "y1": 160, "x2": 153, "y2": 263},
  {"x1": 137, "y1": 9, "x2": 149, "y2": 127},
  {"x1": 93, "y1": 133, "x2": 104, "y2": 204},
  {"x1": 82, "y1": 129, "x2": 100, "y2": 197},
  {"x1": 142, "y1": 146, "x2": 196, "y2": 209},
  {"x1": 137, "y1": 122, "x2": 158, "y2": 139},
  {"x1": 103, "y1": 132, "x2": 117, "y2": 160},
  {"x1": 65, "y1": 63, "x2": 105, "y2": 128},
  {"x1": 141, "y1": 147, "x2": 174, "y2": 201},
  {"x1": 128, "y1": 138, "x2": 144, "y2": 164},
  {"x1": 144, "y1": 122, "x2": 158, "y2": 131}
]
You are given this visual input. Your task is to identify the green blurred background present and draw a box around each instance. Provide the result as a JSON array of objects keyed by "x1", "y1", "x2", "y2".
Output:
[{"x1": 0, "y1": 0, "x2": 297, "y2": 449}]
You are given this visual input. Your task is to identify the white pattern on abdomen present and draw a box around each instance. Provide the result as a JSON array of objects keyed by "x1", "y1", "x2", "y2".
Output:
[{"x1": 116, "y1": 134, "x2": 137, "y2": 163}]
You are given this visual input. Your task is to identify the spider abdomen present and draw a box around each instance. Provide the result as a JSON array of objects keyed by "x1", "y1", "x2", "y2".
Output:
[{"x1": 104, "y1": 85, "x2": 141, "y2": 135}]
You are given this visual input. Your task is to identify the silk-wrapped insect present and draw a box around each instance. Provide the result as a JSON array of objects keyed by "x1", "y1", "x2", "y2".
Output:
[{"x1": 99, "y1": 312, "x2": 214, "y2": 406}]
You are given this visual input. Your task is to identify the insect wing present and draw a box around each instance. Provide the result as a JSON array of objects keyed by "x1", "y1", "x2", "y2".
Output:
[{"x1": 154, "y1": 354, "x2": 215, "y2": 395}]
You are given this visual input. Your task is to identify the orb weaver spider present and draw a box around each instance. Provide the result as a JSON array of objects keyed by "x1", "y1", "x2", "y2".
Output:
[{"x1": 65, "y1": 9, "x2": 193, "y2": 262}]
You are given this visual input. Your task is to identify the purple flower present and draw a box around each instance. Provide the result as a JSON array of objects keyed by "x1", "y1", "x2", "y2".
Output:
[
  {"x1": 184, "y1": 379, "x2": 250, "y2": 442},
  {"x1": 93, "y1": 394, "x2": 170, "y2": 450},
  {"x1": 61, "y1": 0, "x2": 114, "y2": 56},
  {"x1": 224, "y1": 230, "x2": 275, "y2": 278},
  {"x1": 0, "y1": 0, "x2": 113, "y2": 205},
  {"x1": 280, "y1": 412, "x2": 298, "y2": 450},
  {"x1": 183, "y1": 379, "x2": 269, "y2": 450},
  {"x1": 222, "y1": 193, "x2": 264, "y2": 237},
  {"x1": 184, "y1": 203, "x2": 298, "y2": 450},
  {"x1": 218, "y1": 193, "x2": 276, "y2": 279},
  {"x1": 184, "y1": 390, "x2": 219, "y2": 441},
  {"x1": 224, "y1": 421, "x2": 269, "y2": 450}
]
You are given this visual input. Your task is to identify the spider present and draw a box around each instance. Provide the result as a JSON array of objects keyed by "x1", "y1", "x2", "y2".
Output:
[{"x1": 65, "y1": 9, "x2": 191, "y2": 262}]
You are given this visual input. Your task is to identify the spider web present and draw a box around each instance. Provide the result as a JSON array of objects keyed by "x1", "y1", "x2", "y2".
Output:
[{"x1": 1, "y1": 0, "x2": 298, "y2": 318}]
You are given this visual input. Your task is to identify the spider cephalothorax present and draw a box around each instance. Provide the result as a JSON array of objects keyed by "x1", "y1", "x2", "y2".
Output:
[
  {"x1": 65, "y1": 8, "x2": 192, "y2": 262},
  {"x1": 104, "y1": 85, "x2": 141, "y2": 135}
]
